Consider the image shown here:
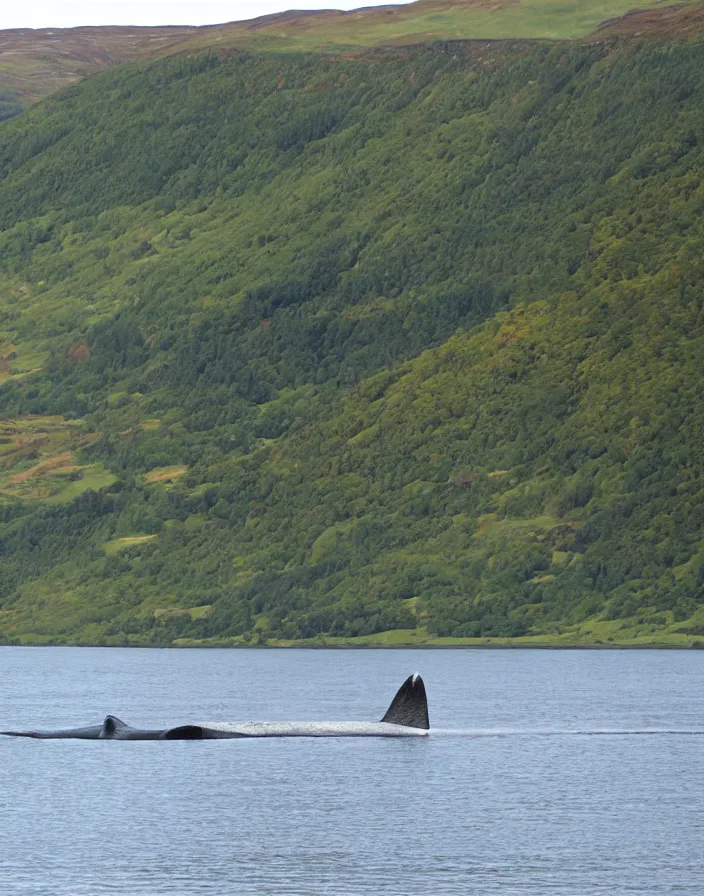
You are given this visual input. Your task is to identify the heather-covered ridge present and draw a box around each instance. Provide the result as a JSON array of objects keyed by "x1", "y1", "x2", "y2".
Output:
[{"x1": 1, "y1": 0, "x2": 703, "y2": 112}]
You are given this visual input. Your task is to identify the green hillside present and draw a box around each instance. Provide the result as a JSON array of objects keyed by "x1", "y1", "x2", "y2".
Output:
[{"x1": 0, "y1": 31, "x2": 703, "y2": 646}]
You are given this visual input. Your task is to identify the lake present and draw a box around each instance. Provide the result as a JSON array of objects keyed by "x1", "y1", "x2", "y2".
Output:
[{"x1": 1, "y1": 647, "x2": 703, "y2": 895}]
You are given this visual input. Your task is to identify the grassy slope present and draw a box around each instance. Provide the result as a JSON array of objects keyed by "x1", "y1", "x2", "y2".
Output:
[
  {"x1": 0, "y1": 31, "x2": 703, "y2": 646},
  {"x1": 1, "y1": 0, "x2": 703, "y2": 110},
  {"x1": 186, "y1": 0, "x2": 703, "y2": 49},
  {"x1": 0, "y1": 415, "x2": 114, "y2": 502}
]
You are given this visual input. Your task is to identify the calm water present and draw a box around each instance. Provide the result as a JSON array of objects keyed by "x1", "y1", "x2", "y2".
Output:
[{"x1": 1, "y1": 647, "x2": 703, "y2": 895}]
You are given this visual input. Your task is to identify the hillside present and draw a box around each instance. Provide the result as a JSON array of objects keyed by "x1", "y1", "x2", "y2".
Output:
[
  {"x1": 0, "y1": 28, "x2": 703, "y2": 646},
  {"x1": 0, "y1": 25, "x2": 201, "y2": 112},
  {"x1": 2, "y1": 0, "x2": 704, "y2": 112}
]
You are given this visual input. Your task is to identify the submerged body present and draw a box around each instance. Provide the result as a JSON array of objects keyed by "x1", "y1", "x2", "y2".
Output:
[
  {"x1": 1, "y1": 674, "x2": 430, "y2": 741},
  {"x1": 182, "y1": 721, "x2": 427, "y2": 739}
]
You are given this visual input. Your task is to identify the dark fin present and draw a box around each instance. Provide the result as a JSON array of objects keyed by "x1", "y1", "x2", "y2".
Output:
[
  {"x1": 101, "y1": 715, "x2": 167, "y2": 740},
  {"x1": 380, "y1": 674, "x2": 429, "y2": 729},
  {"x1": 101, "y1": 715, "x2": 130, "y2": 738},
  {"x1": 2, "y1": 717, "x2": 164, "y2": 740},
  {"x1": 162, "y1": 725, "x2": 205, "y2": 740}
]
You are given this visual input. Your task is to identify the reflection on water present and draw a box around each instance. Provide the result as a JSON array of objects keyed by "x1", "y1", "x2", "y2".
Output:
[
  {"x1": 1, "y1": 647, "x2": 703, "y2": 895},
  {"x1": 432, "y1": 727, "x2": 704, "y2": 736}
]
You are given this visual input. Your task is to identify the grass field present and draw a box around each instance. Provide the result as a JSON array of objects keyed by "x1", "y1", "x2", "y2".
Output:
[
  {"x1": 103, "y1": 534, "x2": 158, "y2": 555},
  {"x1": 191, "y1": 0, "x2": 704, "y2": 50},
  {"x1": 268, "y1": 620, "x2": 704, "y2": 649},
  {"x1": 0, "y1": 416, "x2": 115, "y2": 502},
  {"x1": 143, "y1": 465, "x2": 188, "y2": 484}
]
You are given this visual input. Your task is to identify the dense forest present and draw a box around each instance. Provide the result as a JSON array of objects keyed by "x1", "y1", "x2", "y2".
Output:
[{"x1": 0, "y1": 32, "x2": 703, "y2": 646}]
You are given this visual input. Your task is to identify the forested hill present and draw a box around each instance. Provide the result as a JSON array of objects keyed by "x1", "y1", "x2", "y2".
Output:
[{"x1": 0, "y1": 31, "x2": 703, "y2": 647}]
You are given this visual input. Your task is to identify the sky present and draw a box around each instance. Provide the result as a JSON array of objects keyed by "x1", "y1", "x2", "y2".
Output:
[{"x1": 1, "y1": 1, "x2": 413, "y2": 30}]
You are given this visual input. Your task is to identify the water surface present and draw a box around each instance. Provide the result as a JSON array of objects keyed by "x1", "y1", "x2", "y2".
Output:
[{"x1": 1, "y1": 647, "x2": 702, "y2": 894}]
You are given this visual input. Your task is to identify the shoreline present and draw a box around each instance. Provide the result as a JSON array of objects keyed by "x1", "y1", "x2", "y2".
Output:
[{"x1": 2, "y1": 640, "x2": 703, "y2": 650}]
